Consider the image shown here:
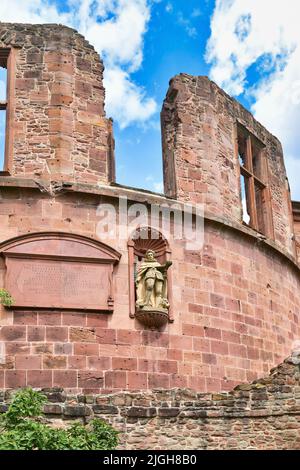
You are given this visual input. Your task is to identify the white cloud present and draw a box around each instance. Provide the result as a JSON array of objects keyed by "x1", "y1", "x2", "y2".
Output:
[
  {"x1": 0, "y1": 0, "x2": 157, "y2": 128},
  {"x1": 104, "y1": 68, "x2": 157, "y2": 129},
  {"x1": 206, "y1": 0, "x2": 300, "y2": 199}
]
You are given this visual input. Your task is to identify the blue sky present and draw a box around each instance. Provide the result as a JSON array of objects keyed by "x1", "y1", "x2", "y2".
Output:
[{"x1": 1, "y1": 1, "x2": 299, "y2": 199}]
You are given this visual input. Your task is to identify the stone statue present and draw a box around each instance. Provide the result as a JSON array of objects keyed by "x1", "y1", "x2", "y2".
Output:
[{"x1": 135, "y1": 250, "x2": 172, "y2": 312}]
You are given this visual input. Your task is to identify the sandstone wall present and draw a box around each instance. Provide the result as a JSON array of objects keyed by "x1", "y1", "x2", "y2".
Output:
[
  {"x1": 1, "y1": 353, "x2": 299, "y2": 450},
  {"x1": 0, "y1": 182, "x2": 299, "y2": 393},
  {"x1": 161, "y1": 75, "x2": 295, "y2": 256},
  {"x1": 292, "y1": 201, "x2": 300, "y2": 262}
]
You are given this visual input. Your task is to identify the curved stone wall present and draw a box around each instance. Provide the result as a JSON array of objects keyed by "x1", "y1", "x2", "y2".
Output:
[{"x1": 0, "y1": 182, "x2": 299, "y2": 393}]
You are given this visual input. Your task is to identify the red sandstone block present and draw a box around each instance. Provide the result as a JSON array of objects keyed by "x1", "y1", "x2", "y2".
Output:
[
  {"x1": 15, "y1": 78, "x2": 35, "y2": 91},
  {"x1": 0, "y1": 326, "x2": 26, "y2": 342},
  {"x1": 69, "y1": 327, "x2": 96, "y2": 343},
  {"x1": 75, "y1": 121, "x2": 92, "y2": 136},
  {"x1": 148, "y1": 374, "x2": 170, "y2": 389},
  {"x1": 188, "y1": 303, "x2": 203, "y2": 314},
  {"x1": 184, "y1": 251, "x2": 202, "y2": 264},
  {"x1": 221, "y1": 379, "x2": 237, "y2": 391},
  {"x1": 27, "y1": 370, "x2": 53, "y2": 388},
  {"x1": 138, "y1": 359, "x2": 156, "y2": 373},
  {"x1": 43, "y1": 355, "x2": 67, "y2": 369},
  {"x1": 206, "y1": 377, "x2": 221, "y2": 392},
  {"x1": 184, "y1": 352, "x2": 202, "y2": 363},
  {"x1": 13, "y1": 312, "x2": 37, "y2": 325},
  {"x1": 193, "y1": 337, "x2": 210, "y2": 352},
  {"x1": 50, "y1": 94, "x2": 73, "y2": 106},
  {"x1": 127, "y1": 372, "x2": 147, "y2": 389},
  {"x1": 105, "y1": 371, "x2": 126, "y2": 389},
  {"x1": 182, "y1": 324, "x2": 204, "y2": 337},
  {"x1": 187, "y1": 376, "x2": 205, "y2": 390},
  {"x1": 54, "y1": 343, "x2": 73, "y2": 355},
  {"x1": 202, "y1": 353, "x2": 217, "y2": 365},
  {"x1": 5, "y1": 342, "x2": 30, "y2": 355},
  {"x1": 194, "y1": 291, "x2": 210, "y2": 305},
  {"x1": 32, "y1": 343, "x2": 53, "y2": 354},
  {"x1": 157, "y1": 360, "x2": 178, "y2": 374},
  {"x1": 234, "y1": 322, "x2": 248, "y2": 334},
  {"x1": 74, "y1": 343, "x2": 99, "y2": 356},
  {"x1": 179, "y1": 362, "x2": 193, "y2": 376},
  {"x1": 142, "y1": 331, "x2": 169, "y2": 348},
  {"x1": 78, "y1": 371, "x2": 103, "y2": 389},
  {"x1": 204, "y1": 327, "x2": 221, "y2": 340},
  {"x1": 62, "y1": 313, "x2": 87, "y2": 326},
  {"x1": 76, "y1": 58, "x2": 91, "y2": 72},
  {"x1": 117, "y1": 330, "x2": 141, "y2": 345},
  {"x1": 231, "y1": 263, "x2": 243, "y2": 276},
  {"x1": 95, "y1": 328, "x2": 116, "y2": 345},
  {"x1": 167, "y1": 349, "x2": 183, "y2": 361},
  {"x1": 68, "y1": 356, "x2": 87, "y2": 370},
  {"x1": 38, "y1": 312, "x2": 62, "y2": 326},
  {"x1": 246, "y1": 370, "x2": 258, "y2": 382},
  {"x1": 202, "y1": 254, "x2": 217, "y2": 269},
  {"x1": 229, "y1": 343, "x2": 247, "y2": 358},
  {"x1": 5, "y1": 370, "x2": 26, "y2": 388},
  {"x1": 247, "y1": 347, "x2": 259, "y2": 360},
  {"x1": 212, "y1": 318, "x2": 234, "y2": 331},
  {"x1": 169, "y1": 335, "x2": 192, "y2": 350},
  {"x1": 225, "y1": 367, "x2": 247, "y2": 382},
  {"x1": 244, "y1": 314, "x2": 257, "y2": 326},
  {"x1": 27, "y1": 326, "x2": 45, "y2": 342},
  {"x1": 46, "y1": 326, "x2": 68, "y2": 342},
  {"x1": 260, "y1": 350, "x2": 273, "y2": 362},
  {"x1": 15, "y1": 355, "x2": 41, "y2": 370},
  {"x1": 231, "y1": 312, "x2": 244, "y2": 323},
  {"x1": 53, "y1": 370, "x2": 77, "y2": 388},
  {"x1": 211, "y1": 340, "x2": 229, "y2": 355},
  {"x1": 87, "y1": 356, "x2": 111, "y2": 370},
  {"x1": 210, "y1": 364, "x2": 225, "y2": 379},
  {"x1": 169, "y1": 374, "x2": 188, "y2": 388},
  {"x1": 222, "y1": 330, "x2": 241, "y2": 344},
  {"x1": 225, "y1": 298, "x2": 240, "y2": 312},
  {"x1": 112, "y1": 357, "x2": 137, "y2": 371}
]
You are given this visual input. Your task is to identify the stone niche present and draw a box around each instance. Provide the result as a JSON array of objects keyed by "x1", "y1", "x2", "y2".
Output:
[{"x1": 0, "y1": 232, "x2": 121, "y2": 312}]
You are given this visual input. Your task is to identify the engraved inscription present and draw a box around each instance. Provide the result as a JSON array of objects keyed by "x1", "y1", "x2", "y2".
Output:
[
  {"x1": 18, "y1": 264, "x2": 105, "y2": 298},
  {"x1": 6, "y1": 258, "x2": 111, "y2": 310}
]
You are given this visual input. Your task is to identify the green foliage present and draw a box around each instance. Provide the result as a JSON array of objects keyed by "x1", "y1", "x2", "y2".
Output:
[
  {"x1": 0, "y1": 388, "x2": 118, "y2": 450},
  {"x1": 0, "y1": 289, "x2": 14, "y2": 307}
]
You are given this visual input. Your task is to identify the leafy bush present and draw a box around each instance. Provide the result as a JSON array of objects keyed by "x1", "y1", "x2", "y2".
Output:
[{"x1": 0, "y1": 388, "x2": 118, "y2": 450}]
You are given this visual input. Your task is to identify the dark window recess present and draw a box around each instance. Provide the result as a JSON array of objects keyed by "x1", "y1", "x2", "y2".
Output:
[{"x1": 237, "y1": 123, "x2": 274, "y2": 238}]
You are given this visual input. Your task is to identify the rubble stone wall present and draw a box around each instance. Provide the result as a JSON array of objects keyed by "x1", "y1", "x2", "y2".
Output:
[{"x1": 1, "y1": 354, "x2": 299, "y2": 450}]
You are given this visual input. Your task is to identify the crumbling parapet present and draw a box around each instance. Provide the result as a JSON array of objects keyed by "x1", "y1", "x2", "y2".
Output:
[
  {"x1": 161, "y1": 74, "x2": 295, "y2": 257},
  {"x1": 0, "y1": 23, "x2": 115, "y2": 184}
]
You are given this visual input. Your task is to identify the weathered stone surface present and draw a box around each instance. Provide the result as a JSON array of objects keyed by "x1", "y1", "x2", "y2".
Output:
[{"x1": 0, "y1": 23, "x2": 115, "y2": 184}]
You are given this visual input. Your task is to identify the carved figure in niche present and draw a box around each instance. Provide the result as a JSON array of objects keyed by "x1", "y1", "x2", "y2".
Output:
[{"x1": 135, "y1": 249, "x2": 172, "y2": 312}]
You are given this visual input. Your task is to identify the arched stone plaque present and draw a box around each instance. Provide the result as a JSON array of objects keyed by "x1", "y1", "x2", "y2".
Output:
[{"x1": 0, "y1": 232, "x2": 121, "y2": 311}]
